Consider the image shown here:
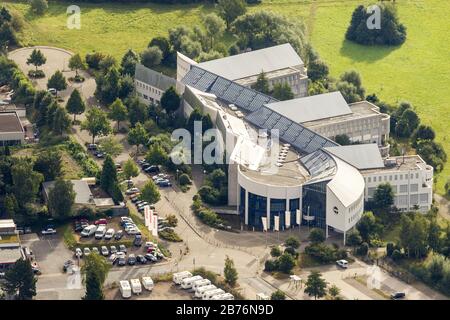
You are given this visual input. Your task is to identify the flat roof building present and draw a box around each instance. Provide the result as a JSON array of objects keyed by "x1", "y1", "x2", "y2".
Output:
[
  {"x1": 0, "y1": 112, "x2": 25, "y2": 146},
  {"x1": 135, "y1": 64, "x2": 177, "y2": 104},
  {"x1": 0, "y1": 219, "x2": 23, "y2": 270}
]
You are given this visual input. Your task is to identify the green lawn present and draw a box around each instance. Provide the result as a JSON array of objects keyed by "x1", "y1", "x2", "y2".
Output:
[{"x1": 4, "y1": 0, "x2": 450, "y2": 194}]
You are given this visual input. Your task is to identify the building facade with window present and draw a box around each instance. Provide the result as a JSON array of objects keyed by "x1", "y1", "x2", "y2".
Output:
[{"x1": 134, "y1": 64, "x2": 177, "y2": 104}]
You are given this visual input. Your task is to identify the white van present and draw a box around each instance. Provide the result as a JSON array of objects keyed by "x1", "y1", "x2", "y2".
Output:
[
  {"x1": 211, "y1": 293, "x2": 234, "y2": 300},
  {"x1": 173, "y1": 271, "x2": 193, "y2": 285},
  {"x1": 95, "y1": 226, "x2": 107, "y2": 239},
  {"x1": 202, "y1": 288, "x2": 225, "y2": 300},
  {"x1": 119, "y1": 280, "x2": 131, "y2": 299},
  {"x1": 192, "y1": 279, "x2": 211, "y2": 292},
  {"x1": 211, "y1": 292, "x2": 234, "y2": 300},
  {"x1": 130, "y1": 279, "x2": 142, "y2": 295},
  {"x1": 81, "y1": 225, "x2": 97, "y2": 237},
  {"x1": 141, "y1": 276, "x2": 154, "y2": 291},
  {"x1": 180, "y1": 275, "x2": 203, "y2": 290},
  {"x1": 195, "y1": 284, "x2": 216, "y2": 298}
]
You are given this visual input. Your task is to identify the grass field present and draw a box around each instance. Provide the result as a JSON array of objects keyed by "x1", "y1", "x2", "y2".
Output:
[{"x1": 4, "y1": 0, "x2": 450, "y2": 194}]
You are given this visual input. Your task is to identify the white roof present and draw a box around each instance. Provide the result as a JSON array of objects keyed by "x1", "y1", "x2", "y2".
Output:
[
  {"x1": 197, "y1": 43, "x2": 303, "y2": 80},
  {"x1": 265, "y1": 92, "x2": 352, "y2": 124},
  {"x1": 0, "y1": 219, "x2": 16, "y2": 229},
  {"x1": 230, "y1": 136, "x2": 266, "y2": 170},
  {"x1": 327, "y1": 156, "x2": 365, "y2": 207},
  {"x1": 324, "y1": 144, "x2": 384, "y2": 170}
]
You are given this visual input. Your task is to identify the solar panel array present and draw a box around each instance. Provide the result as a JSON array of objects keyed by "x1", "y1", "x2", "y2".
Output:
[
  {"x1": 182, "y1": 66, "x2": 276, "y2": 113},
  {"x1": 245, "y1": 106, "x2": 338, "y2": 155},
  {"x1": 301, "y1": 150, "x2": 337, "y2": 181},
  {"x1": 181, "y1": 66, "x2": 338, "y2": 155}
]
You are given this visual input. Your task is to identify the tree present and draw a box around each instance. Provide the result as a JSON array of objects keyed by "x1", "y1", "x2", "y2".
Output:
[
  {"x1": 47, "y1": 70, "x2": 67, "y2": 97},
  {"x1": 148, "y1": 37, "x2": 171, "y2": 60},
  {"x1": 428, "y1": 220, "x2": 442, "y2": 252},
  {"x1": 140, "y1": 46, "x2": 162, "y2": 68},
  {"x1": 415, "y1": 139, "x2": 447, "y2": 172},
  {"x1": 99, "y1": 137, "x2": 123, "y2": 158},
  {"x1": 337, "y1": 71, "x2": 365, "y2": 103},
  {"x1": 11, "y1": 159, "x2": 43, "y2": 206},
  {"x1": 345, "y1": 4, "x2": 406, "y2": 46},
  {"x1": 356, "y1": 211, "x2": 380, "y2": 243},
  {"x1": 52, "y1": 105, "x2": 71, "y2": 135},
  {"x1": 120, "y1": 49, "x2": 139, "y2": 76},
  {"x1": 285, "y1": 236, "x2": 300, "y2": 249},
  {"x1": 100, "y1": 155, "x2": 117, "y2": 194},
  {"x1": 308, "y1": 59, "x2": 329, "y2": 82},
  {"x1": 1, "y1": 259, "x2": 36, "y2": 300},
  {"x1": 26, "y1": 48, "x2": 46, "y2": 72},
  {"x1": 66, "y1": 89, "x2": 86, "y2": 122},
  {"x1": 203, "y1": 13, "x2": 226, "y2": 49},
  {"x1": 308, "y1": 228, "x2": 325, "y2": 244},
  {"x1": 217, "y1": 0, "x2": 247, "y2": 30},
  {"x1": 34, "y1": 149, "x2": 62, "y2": 181},
  {"x1": 48, "y1": 179, "x2": 75, "y2": 218},
  {"x1": 278, "y1": 252, "x2": 296, "y2": 274},
  {"x1": 146, "y1": 143, "x2": 169, "y2": 166},
  {"x1": 160, "y1": 86, "x2": 180, "y2": 116},
  {"x1": 166, "y1": 214, "x2": 178, "y2": 227},
  {"x1": 328, "y1": 285, "x2": 341, "y2": 300},
  {"x1": 140, "y1": 180, "x2": 160, "y2": 204},
  {"x1": 373, "y1": 183, "x2": 394, "y2": 210},
  {"x1": 396, "y1": 109, "x2": 420, "y2": 138},
  {"x1": 272, "y1": 82, "x2": 294, "y2": 101},
  {"x1": 252, "y1": 71, "x2": 270, "y2": 94},
  {"x1": 128, "y1": 122, "x2": 148, "y2": 155},
  {"x1": 81, "y1": 108, "x2": 111, "y2": 144},
  {"x1": 270, "y1": 290, "x2": 286, "y2": 300},
  {"x1": 207, "y1": 168, "x2": 227, "y2": 190},
  {"x1": 304, "y1": 270, "x2": 327, "y2": 300},
  {"x1": 3, "y1": 194, "x2": 18, "y2": 217},
  {"x1": 30, "y1": 0, "x2": 48, "y2": 15},
  {"x1": 335, "y1": 134, "x2": 351, "y2": 146},
  {"x1": 346, "y1": 229, "x2": 363, "y2": 246},
  {"x1": 224, "y1": 256, "x2": 238, "y2": 287},
  {"x1": 127, "y1": 97, "x2": 148, "y2": 127},
  {"x1": 82, "y1": 254, "x2": 110, "y2": 300},
  {"x1": 108, "y1": 98, "x2": 127, "y2": 131},
  {"x1": 270, "y1": 246, "x2": 282, "y2": 257},
  {"x1": 68, "y1": 53, "x2": 85, "y2": 77},
  {"x1": 413, "y1": 125, "x2": 435, "y2": 143},
  {"x1": 123, "y1": 158, "x2": 139, "y2": 180},
  {"x1": 399, "y1": 214, "x2": 428, "y2": 259}
]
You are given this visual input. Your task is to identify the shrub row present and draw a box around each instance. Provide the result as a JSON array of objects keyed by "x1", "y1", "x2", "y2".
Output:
[{"x1": 64, "y1": 137, "x2": 101, "y2": 177}]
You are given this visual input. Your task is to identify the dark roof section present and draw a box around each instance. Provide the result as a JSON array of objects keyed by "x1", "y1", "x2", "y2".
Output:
[
  {"x1": 300, "y1": 149, "x2": 337, "y2": 183},
  {"x1": 181, "y1": 66, "x2": 338, "y2": 155},
  {"x1": 134, "y1": 64, "x2": 176, "y2": 91},
  {"x1": 0, "y1": 112, "x2": 23, "y2": 133}
]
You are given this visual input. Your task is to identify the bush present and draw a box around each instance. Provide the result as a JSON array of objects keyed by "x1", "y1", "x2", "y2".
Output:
[
  {"x1": 271, "y1": 290, "x2": 286, "y2": 300},
  {"x1": 278, "y1": 252, "x2": 296, "y2": 274},
  {"x1": 270, "y1": 246, "x2": 282, "y2": 257},
  {"x1": 285, "y1": 236, "x2": 300, "y2": 249},
  {"x1": 284, "y1": 246, "x2": 298, "y2": 258},
  {"x1": 304, "y1": 243, "x2": 338, "y2": 264},
  {"x1": 178, "y1": 173, "x2": 191, "y2": 186},
  {"x1": 308, "y1": 228, "x2": 325, "y2": 244},
  {"x1": 28, "y1": 69, "x2": 45, "y2": 78},
  {"x1": 264, "y1": 259, "x2": 279, "y2": 272},
  {"x1": 356, "y1": 242, "x2": 369, "y2": 256},
  {"x1": 391, "y1": 249, "x2": 403, "y2": 261},
  {"x1": 159, "y1": 229, "x2": 182, "y2": 242}
]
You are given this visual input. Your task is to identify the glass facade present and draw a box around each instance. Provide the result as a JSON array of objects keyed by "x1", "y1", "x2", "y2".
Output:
[
  {"x1": 270, "y1": 199, "x2": 286, "y2": 230},
  {"x1": 239, "y1": 187, "x2": 246, "y2": 221},
  {"x1": 289, "y1": 198, "x2": 300, "y2": 226},
  {"x1": 302, "y1": 180, "x2": 329, "y2": 229},
  {"x1": 247, "y1": 192, "x2": 267, "y2": 230}
]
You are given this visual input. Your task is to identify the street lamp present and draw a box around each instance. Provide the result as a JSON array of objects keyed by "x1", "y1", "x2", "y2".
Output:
[{"x1": 176, "y1": 169, "x2": 179, "y2": 183}]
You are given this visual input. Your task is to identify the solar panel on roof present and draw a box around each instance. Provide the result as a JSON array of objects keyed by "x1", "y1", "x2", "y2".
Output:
[
  {"x1": 235, "y1": 89, "x2": 257, "y2": 111},
  {"x1": 209, "y1": 77, "x2": 232, "y2": 96},
  {"x1": 264, "y1": 112, "x2": 281, "y2": 128},
  {"x1": 222, "y1": 82, "x2": 243, "y2": 102},
  {"x1": 195, "y1": 72, "x2": 218, "y2": 91}
]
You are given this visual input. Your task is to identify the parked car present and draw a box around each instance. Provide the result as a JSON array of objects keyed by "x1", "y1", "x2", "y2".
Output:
[
  {"x1": 63, "y1": 260, "x2": 73, "y2": 272},
  {"x1": 92, "y1": 247, "x2": 100, "y2": 254},
  {"x1": 101, "y1": 246, "x2": 109, "y2": 256},
  {"x1": 127, "y1": 228, "x2": 141, "y2": 235},
  {"x1": 144, "y1": 253, "x2": 157, "y2": 263},
  {"x1": 81, "y1": 225, "x2": 97, "y2": 237},
  {"x1": 74, "y1": 223, "x2": 84, "y2": 232},
  {"x1": 75, "y1": 248, "x2": 82, "y2": 258},
  {"x1": 117, "y1": 256, "x2": 126, "y2": 266},
  {"x1": 109, "y1": 254, "x2": 117, "y2": 263},
  {"x1": 48, "y1": 88, "x2": 57, "y2": 95},
  {"x1": 94, "y1": 218, "x2": 107, "y2": 225},
  {"x1": 134, "y1": 234, "x2": 143, "y2": 247},
  {"x1": 95, "y1": 226, "x2": 107, "y2": 239},
  {"x1": 336, "y1": 260, "x2": 348, "y2": 269},
  {"x1": 87, "y1": 143, "x2": 97, "y2": 150},
  {"x1": 83, "y1": 247, "x2": 91, "y2": 256},
  {"x1": 136, "y1": 255, "x2": 147, "y2": 264},
  {"x1": 114, "y1": 230, "x2": 124, "y2": 240},
  {"x1": 126, "y1": 187, "x2": 140, "y2": 195},
  {"x1": 391, "y1": 292, "x2": 406, "y2": 300},
  {"x1": 110, "y1": 246, "x2": 118, "y2": 254},
  {"x1": 119, "y1": 245, "x2": 127, "y2": 253},
  {"x1": 131, "y1": 196, "x2": 141, "y2": 203},
  {"x1": 41, "y1": 228, "x2": 57, "y2": 235},
  {"x1": 144, "y1": 165, "x2": 159, "y2": 173},
  {"x1": 127, "y1": 254, "x2": 136, "y2": 265},
  {"x1": 104, "y1": 228, "x2": 115, "y2": 240},
  {"x1": 158, "y1": 180, "x2": 172, "y2": 187},
  {"x1": 95, "y1": 151, "x2": 105, "y2": 158}
]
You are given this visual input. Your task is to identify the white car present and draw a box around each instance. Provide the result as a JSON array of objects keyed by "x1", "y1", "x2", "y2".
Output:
[
  {"x1": 75, "y1": 248, "x2": 83, "y2": 258},
  {"x1": 83, "y1": 248, "x2": 91, "y2": 256},
  {"x1": 125, "y1": 187, "x2": 140, "y2": 195},
  {"x1": 101, "y1": 246, "x2": 109, "y2": 256},
  {"x1": 41, "y1": 228, "x2": 57, "y2": 235},
  {"x1": 336, "y1": 260, "x2": 348, "y2": 269},
  {"x1": 127, "y1": 228, "x2": 141, "y2": 235},
  {"x1": 104, "y1": 228, "x2": 115, "y2": 240}
]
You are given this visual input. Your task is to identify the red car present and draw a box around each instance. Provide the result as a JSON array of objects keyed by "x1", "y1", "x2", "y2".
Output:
[
  {"x1": 146, "y1": 247, "x2": 156, "y2": 254},
  {"x1": 94, "y1": 219, "x2": 107, "y2": 225}
]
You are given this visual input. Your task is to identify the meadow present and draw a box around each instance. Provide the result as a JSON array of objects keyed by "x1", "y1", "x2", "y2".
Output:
[{"x1": 4, "y1": 0, "x2": 450, "y2": 194}]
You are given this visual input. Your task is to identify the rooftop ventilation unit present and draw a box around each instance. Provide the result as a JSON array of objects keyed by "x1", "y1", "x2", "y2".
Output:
[{"x1": 384, "y1": 158, "x2": 397, "y2": 167}]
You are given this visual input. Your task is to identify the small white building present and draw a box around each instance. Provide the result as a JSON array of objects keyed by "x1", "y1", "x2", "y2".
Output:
[
  {"x1": 134, "y1": 64, "x2": 177, "y2": 104},
  {"x1": 0, "y1": 112, "x2": 25, "y2": 146}
]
